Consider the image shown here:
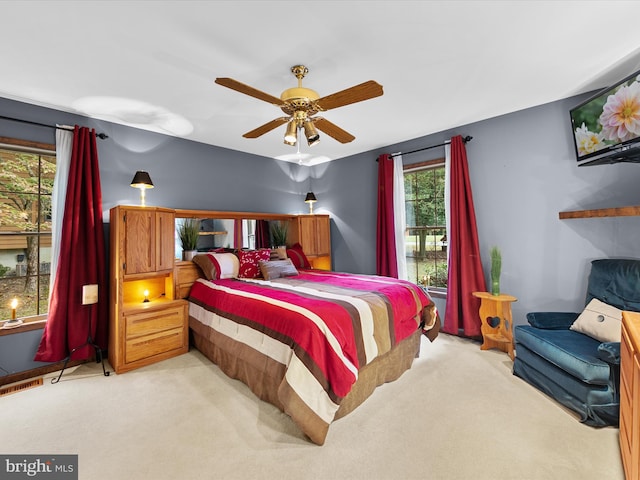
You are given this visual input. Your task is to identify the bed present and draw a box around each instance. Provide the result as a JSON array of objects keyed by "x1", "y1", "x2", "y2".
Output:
[{"x1": 186, "y1": 252, "x2": 440, "y2": 445}]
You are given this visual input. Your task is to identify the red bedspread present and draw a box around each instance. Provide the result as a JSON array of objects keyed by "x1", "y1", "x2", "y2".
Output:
[{"x1": 188, "y1": 269, "x2": 438, "y2": 444}]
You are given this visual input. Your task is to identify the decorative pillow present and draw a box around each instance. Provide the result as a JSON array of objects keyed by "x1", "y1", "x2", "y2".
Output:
[
  {"x1": 269, "y1": 248, "x2": 281, "y2": 260},
  {"x1": 286, "y1": 242, "x2": 311, "y2": 269},
  {"x1": 258, "y1": 259, "x2": 299, "y2": 281},
  {"x1": 238, "y1": 249, "x2": 271, "y2": 278},
  {"x1": 192, "y1": 252, "x2": 239, "y2": 280},
  {"x1": 570, "y1": 298, "x2": 622, "y2": 343}
]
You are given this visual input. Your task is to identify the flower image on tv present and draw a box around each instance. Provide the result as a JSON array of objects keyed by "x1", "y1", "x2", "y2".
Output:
[{"x1": 570, "y1": 69, "x2": 640, "y2": 164}]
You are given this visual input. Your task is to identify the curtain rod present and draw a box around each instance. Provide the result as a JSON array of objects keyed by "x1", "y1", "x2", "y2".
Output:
[
  {"x1": 389, "y1": 135, "x2": 472, "y2": 158},
  {"x1": 0, "y1": 115, "x2": 108, "y2": 139}
]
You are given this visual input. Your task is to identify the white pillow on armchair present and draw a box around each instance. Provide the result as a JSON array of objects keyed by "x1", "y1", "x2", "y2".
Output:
[{"x1": 570, "y1": 298, "x2": 622, "y2": 343}]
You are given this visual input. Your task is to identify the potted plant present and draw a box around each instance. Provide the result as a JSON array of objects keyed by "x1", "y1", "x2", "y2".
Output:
[
  {"x1": 490, "y1": 246, "x2": 502, "y2": 295},
  {"x1": 178, "y1": 218, "x2": 201, "y2": 261},
  {"x1": 270, "y1": 221, "x2": 289, "y2": 258}
]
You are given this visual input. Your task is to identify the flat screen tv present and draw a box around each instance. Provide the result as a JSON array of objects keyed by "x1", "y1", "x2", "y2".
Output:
[{"x1": 570, "y1": 68, "x2": 640, "y2": 166}]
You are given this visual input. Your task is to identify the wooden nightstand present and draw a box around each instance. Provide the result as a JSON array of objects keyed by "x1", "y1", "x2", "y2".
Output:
[
  {"x1": 473, "y1": 291, "x2": 517, "y2": 360},
  {"x1": 108, "y1": 206, "x2": 189, "y2": 374}
]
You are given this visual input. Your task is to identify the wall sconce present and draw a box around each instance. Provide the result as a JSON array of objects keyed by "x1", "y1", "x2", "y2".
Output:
[
  {"x1": 305, "y1": 192, "x2": 317, "y2": 214},
  {"x1": 130, "y1": 171, "x2": 154, "y2": 206},
  {"x1": 2, "y1": 298, "x2": 22, "y2": 328},
  {"x1": 143, "y1": 289, "x2": 150, "y2": 303}
]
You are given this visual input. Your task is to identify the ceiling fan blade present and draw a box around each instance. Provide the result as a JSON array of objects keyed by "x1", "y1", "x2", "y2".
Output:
[
  {"x1": 243, "y1": 117, "x2": 289, "y2": 138},
  {"x1": 315, "y1": 80, "x2": 383, "y2": 111},
  {"x1": 215, "y1": 77, "x2": 283, "y2": 105},
  {"x1": 313, "y1": 117, "x2": 356, "y2": 143}
]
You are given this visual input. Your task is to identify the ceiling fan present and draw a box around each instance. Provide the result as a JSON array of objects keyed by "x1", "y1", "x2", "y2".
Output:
[{"x1": 215, "y1": 65, "x2": 383, "y2": 147}]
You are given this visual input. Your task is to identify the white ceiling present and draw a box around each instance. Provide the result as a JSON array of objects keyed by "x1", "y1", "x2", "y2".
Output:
[{"x1": 3, "y1": 1, "x2": 640, "y2": 165}]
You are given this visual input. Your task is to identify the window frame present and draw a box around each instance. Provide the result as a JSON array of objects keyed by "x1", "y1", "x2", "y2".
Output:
[
  {"x1": 403, "y1": 158, "x2": 448, "y2": 296},
  {"x1": 0, "y1": 136, "x2": 56, "y2": 333}
]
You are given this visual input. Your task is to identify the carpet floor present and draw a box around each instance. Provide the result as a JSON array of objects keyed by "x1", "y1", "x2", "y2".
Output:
[{"x1": 0, "y1": 333, "x2": 623, "y2": 479}]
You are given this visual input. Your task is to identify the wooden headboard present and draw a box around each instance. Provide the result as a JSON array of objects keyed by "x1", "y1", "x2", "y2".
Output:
[
  {"x1": 173, "y1": 209, "x2": 296, "y2": 299},
  {"x1": 172, "y1": 209, "x2": 332, "y2": 298},
  {"x1": 175, "y1": 261, "x2": 204, "y2": 299}
]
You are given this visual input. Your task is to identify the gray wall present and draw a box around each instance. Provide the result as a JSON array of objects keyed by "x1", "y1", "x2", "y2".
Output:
[
  {"x1": 2, "y1": 89, "x2": 640, "y2": 376},
  {"x1": 316, "y1": 94, "x2": 640, "y2": 324}
]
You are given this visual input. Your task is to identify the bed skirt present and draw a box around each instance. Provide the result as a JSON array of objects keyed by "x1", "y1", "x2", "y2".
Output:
[{"x1": 189, "y1": 317, "x2": 439, "y2": 445}]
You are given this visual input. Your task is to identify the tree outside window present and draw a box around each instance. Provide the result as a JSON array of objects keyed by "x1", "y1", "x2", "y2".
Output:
[
  {"x1": 0, "y1": 145, "x2": 55, "y2": 321},
  {"x1": 404, "y1": 164, "x2": 447, "y2": 289}
]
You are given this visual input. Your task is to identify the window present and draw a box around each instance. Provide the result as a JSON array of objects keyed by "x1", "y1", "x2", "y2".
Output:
[
  {"x1": 404, "y1": 160, "x2": 447, "y2": 291},
  {"x1": 0, "y1": 139, "x2": 56, "y2": 322}
]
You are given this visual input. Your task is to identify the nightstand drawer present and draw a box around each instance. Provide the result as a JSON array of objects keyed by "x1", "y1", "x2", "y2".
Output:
[
  {"x1": 125, "y1": 327, "x2": 184, "y2": 363},
  {"x1": 175, "y1": 262, "x2": 200, "y2": 299},
  {"x1": 176, "y1": 262, "x2": 200, "y2": 284},
  {"x1": 177, "y1": 284, "x2": 193, "y2": 299},
  {"x1": 125, "y1": 304, "x2": 185, "y2": 338}
]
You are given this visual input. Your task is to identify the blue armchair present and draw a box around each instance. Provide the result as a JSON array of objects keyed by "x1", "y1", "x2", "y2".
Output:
[{"x1": 513, "y1": 258, "x2": 640, "y2": 427}]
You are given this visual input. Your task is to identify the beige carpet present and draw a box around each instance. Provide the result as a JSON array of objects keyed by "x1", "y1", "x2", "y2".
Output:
[{"x1": 1, "y1": 334, "x2": 623, "y2": 480}]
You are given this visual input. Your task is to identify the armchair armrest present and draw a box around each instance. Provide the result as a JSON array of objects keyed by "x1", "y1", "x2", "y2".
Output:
[
  {"x1": 597, "y1": 342, "x2": 621, "y2": 365},
  {"x1": 526, "y1": 311, "x2": 579, "y2": 330}
]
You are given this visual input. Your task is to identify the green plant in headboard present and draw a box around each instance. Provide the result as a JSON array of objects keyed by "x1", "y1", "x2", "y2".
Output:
[
  {"x1": 178, "y1": 218, "x2": 201, "y2": 252},
  {"x1": 270, "y1": 220, "x2": 289, "y2": 247}
]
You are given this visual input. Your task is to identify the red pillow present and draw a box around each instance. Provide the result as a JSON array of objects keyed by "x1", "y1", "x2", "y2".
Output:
[
  {"x1": 286, "y1": 243, "x2": 311, "y2": 269},
  {"x1": 238, "y1": 249, "x2": 271, "y2": 278}
]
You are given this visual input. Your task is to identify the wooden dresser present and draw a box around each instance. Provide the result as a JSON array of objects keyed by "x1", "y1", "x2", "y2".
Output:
[
  {"x1": 108, "y1": 206, "x2": 188, "y2": 374},
  {"x1": 621, "y1": 311, "x2": 640, "y2": 480}
]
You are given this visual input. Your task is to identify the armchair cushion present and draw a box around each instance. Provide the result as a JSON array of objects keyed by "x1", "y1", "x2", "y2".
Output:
[
  {"x1": 586, "y1": 258, "x2": 640, "y2": 311},
  {"x1": 526, "y1": 311, "x2": 579, "y2": 330},
  {"x1": 515, "y1": 326, "x2": 611, "y2": 385}
]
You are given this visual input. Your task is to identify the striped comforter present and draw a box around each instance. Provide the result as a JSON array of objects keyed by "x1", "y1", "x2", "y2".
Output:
[{"x1": 188, "y1": 270, "x2": 438, "y2": 444}]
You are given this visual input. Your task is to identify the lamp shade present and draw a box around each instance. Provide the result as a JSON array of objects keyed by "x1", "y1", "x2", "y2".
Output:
[
  {"x1": 303, "y1": 120, "x2": 320, "y2": 146},
  {"x1": 304, "y1": 191, "x2": 317, "y2": 214},
  {"x1": 284, "y1": 120, "x2": 298, "y2": 146},
  {"x1": 130, "y1": 171, "x2": 154, "y2": 189}
]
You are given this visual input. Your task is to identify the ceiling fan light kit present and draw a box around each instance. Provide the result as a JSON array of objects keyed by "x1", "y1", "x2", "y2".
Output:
[
  {"x1": 215, "y1": 65, "x2": 383, "y2": 148},
  {"x1": 303, "y1": 119, "x2": 320, "y2": 146},
  {"x1": 284, "y1": 120, "x2": 298, "y2": 145}
]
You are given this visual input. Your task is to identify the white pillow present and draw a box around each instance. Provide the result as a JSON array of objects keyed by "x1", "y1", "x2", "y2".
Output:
[
  {"x1": 214, "y1": 252, "x2": 240, "y2": 279},
  {"x1": 570, "y1": 298, "x2": 622, "y2": 343},
  {"x1": 192, "y1": 252, "x2": 239, "y2": 280}
]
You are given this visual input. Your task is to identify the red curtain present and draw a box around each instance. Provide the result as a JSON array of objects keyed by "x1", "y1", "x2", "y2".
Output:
[
  {"x1": 376, "y1": 153, "x2": 398, "y2": 278},
  {"x1": 255, "y1": 220, "x2": 270, "y2": 249},
  {"x1": 234, "y1": 220, "x2": 242, "y2": 249},
  {"x1": 443, "y1": 135, "x2": 486, "y2": 337},
  {"x1": 35, "y1": 126, "x2": 107, "y2": 362}
]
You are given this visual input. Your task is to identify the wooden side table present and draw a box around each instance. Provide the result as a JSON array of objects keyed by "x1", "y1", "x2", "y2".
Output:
[{"x1": 472, "y1": 292, "x2": 518, "y2": 360}]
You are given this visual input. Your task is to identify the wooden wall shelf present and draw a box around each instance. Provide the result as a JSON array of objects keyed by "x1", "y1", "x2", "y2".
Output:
[{"x1": 559, "y1": 205, "x2": 640, "y2": 219}]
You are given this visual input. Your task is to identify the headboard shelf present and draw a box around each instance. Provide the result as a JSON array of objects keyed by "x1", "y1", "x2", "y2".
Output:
[{"x1": 175, "y1": 209, "x2": 295, "y2": 221}]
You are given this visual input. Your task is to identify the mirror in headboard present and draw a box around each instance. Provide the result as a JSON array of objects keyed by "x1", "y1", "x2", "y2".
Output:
[{"x1": 174, "y1": 209, "x2": 295, "y2": 259}]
